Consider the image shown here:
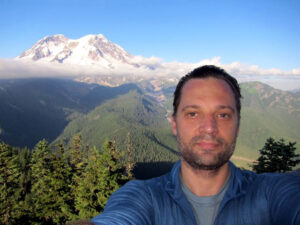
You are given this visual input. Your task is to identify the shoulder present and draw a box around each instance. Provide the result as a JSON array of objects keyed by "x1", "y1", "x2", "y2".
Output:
[
  {"x1": 233, "y1": 165, "x2": 300, "y2": 193},
  {"x1": 260, "y1": 173, "x2": 300, "y2": 224},
  {"x1": 258, "y1": 172, "x2": 300, "y2": 198},
  {"x1": 229, "y1": 161, "x2": 300, "y2": 187},
  {"x1": 252, "y1": 171, "x2": 300, "y2": 190},
  {"x1": 220, "y1": 165, "x2": 300, "y2": 224}
]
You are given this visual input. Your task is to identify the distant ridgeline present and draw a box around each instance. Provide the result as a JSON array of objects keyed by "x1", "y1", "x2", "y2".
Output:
[{"x1": 0, "y1": 78, "x2": 299, "y2": 169}]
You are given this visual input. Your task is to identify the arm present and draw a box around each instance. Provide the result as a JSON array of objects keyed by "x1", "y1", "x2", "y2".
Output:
[
  {"x1": 269, "y1": 173, "x2": 300, "y2": 225},
  {"x1": 91, "y1": 180, "x2": 154, "y2": 225}
]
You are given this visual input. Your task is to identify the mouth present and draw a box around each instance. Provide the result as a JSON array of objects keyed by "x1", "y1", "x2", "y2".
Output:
[{"x1": 195, "y1": 141, "x2": 219, "y2": 150}]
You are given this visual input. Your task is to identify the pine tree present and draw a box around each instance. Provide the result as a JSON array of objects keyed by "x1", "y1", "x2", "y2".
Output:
[
  {"x1": 49, "y1": 142, "x2": 73, "y2": 224},
  {"x1": 69, "y1": 133, "x2": 85, "y2": 173},
  {"x1": 15, "y1": 147, "x2": 32, "y2": 224},
  {"x1": 68, "y1": 134, "x2": 88, "y2": 220},
  {"x1": 30, "y1": 140, "x2": 72, "y2": 224},
  {"x1": 30, "y1": 140, "x2": 52, "y2": 224},
  {"x1": 0, "y1": 142, "x2": 22, "y2": 225},
  {"x1": 251, "y1": 137, "x2": 300, "y2": 173},
  {"x1": 73, "y1": 140, "x2": 128, "y2": 220}
]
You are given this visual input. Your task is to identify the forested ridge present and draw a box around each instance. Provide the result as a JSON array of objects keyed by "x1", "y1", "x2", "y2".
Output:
[
  {"x1": 53, "y1": 90, "x2": 180, "y2": 164},
  {"x1": 0, "y1": 134, "x2": 134, "y2": 225}
]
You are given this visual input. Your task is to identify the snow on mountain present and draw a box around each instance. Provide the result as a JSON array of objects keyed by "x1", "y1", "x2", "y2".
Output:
[
  {"x1": 14, "y1": 34, "x2": 201, "y2": 79},
  {"x1": 14, "y1": 34, "x2": 182, "y2": 89},
  {"x1": 17, "y1": 34, "x2": 140, "y2": 69}
]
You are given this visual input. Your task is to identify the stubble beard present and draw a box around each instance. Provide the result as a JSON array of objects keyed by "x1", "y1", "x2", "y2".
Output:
[{"x1": 177, "y1": 133, "x2": 236, "y2": 171}]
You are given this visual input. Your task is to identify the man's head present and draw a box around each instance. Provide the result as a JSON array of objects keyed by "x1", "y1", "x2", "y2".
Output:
[
  {"x1": 173, "y1": 65, "x2": 241, "y2": 120},
  {"x1": 171, "y1": 65, "x2": 241, "y2": 170}
]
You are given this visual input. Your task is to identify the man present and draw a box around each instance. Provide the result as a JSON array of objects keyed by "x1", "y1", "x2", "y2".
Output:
[{"x1": 92, "y1": 65, "x2": 300, "y2": 225}]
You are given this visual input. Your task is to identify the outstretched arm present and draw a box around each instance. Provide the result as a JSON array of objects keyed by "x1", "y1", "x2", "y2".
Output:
[
  {"x1": 269, "y1": 173, "x2": 300, "y2": 225},
  {"x1": 91, "y1": 180, "x2": 153, "y2": 225}
]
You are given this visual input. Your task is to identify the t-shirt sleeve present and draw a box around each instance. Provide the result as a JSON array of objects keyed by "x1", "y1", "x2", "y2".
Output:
[{"x1": 91, "y1": 180, "x2": 153, "y2": 225}]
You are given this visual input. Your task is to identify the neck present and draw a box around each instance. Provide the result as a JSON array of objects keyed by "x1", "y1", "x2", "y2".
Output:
[{"x1": 180, "y1": 159, "x2": 230, "y2": 196}]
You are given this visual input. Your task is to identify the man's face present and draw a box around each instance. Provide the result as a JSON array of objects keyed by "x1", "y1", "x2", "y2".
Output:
[{"x1": 171, "y1": 77, "x2": 239, "y2": 170}]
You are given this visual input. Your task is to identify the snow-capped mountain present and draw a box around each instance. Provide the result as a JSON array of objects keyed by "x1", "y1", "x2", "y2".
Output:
[
  {"x1": 17, "y1": 34, "x2": 139, "y2": 69},
  {"x1": 13, "y1": 34, "x2": 188, "y2": 88},
  {"x1": 14, "y1": 34, "x2": 181, "y2": 87}
]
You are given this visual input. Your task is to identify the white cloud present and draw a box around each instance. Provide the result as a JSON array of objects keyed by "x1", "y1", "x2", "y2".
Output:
[
  {"x1": 292, "y1": 68, "x2": 300, "y2": 75},
  {"x1": 0, "y1": 58, "x2": 76, "y2": 78},
  {"x1": 129, "y1": 55, "x2": 163, "y2": 66},
  {"x1": 0, "y1": 57, "x2": 299, "y2": 90}
]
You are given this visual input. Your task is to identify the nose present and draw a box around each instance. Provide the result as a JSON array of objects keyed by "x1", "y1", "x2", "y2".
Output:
[{"x1": 199, "y1": 115, "x2": 217, "y2": 134}]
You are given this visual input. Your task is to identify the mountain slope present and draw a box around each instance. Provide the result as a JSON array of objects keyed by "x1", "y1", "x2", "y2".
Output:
[
  {"x1": 234, "y1": 82, "x2": 300, "y2": 166},
  {"x1": 53, "y1": 89, "x2": 180, "y2": 164},
  {"x1": 0, "y1": 78, "x2": 139, "y2": 148}
]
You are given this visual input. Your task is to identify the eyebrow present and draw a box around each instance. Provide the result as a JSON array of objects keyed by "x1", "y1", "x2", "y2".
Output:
[
  {"x1": 181, "y1": 105, "x2": 200, "y2": 112},
  {"x1": 181, "y1": 105, "x2": 235, "y2": 113}
]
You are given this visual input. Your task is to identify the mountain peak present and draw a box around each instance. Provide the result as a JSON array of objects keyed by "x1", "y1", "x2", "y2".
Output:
[
  {"x1": 77, "y1": 34, "x2": 108, "y2": 43},
  {"x1": 35, "y1": 34, "x2": 68, "y2": 49},
  {"x1": 81, "y1": 33, "x2": 107, "y2": 40},
  {"x1": 17, "y1": 34, "x2": 134, "y2": 67},
  {"x1": 41, "y1": 34, "x2": 67, "y2": 42},
  {"x1": 18, "y1": 34, "x2": 68, "y2": 60}
]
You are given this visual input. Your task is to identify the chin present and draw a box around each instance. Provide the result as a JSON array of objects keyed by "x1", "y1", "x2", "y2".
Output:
[{"x1": 183, "y1": 152, "x2": 231, "y2": 171}]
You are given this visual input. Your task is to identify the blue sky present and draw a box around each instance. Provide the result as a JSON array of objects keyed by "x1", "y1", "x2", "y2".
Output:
[{"x1": 1, "y1": 0, "x2": 299, "y2": 71}]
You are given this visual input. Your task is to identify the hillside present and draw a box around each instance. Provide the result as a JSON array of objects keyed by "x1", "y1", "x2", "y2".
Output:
[
  {"x1": 53, "y1": 90, "x2": 180, "y2": 164},
  {"x1": 235, "y1": 82, "x2": 300, "y2": 167},
  {"x1": 0, "y1": 78, "x2": 139, "y2": 148}
]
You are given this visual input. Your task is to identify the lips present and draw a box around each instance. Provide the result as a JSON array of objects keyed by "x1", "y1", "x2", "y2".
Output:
[
  {"x1": 195, "y1": 141, "x2": 219, "y2": 150},
  {"x1": 190, "y1": 135, "x2": 224, "y2": 150}
]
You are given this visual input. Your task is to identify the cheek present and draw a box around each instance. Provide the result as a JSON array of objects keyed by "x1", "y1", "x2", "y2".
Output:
[
  {"x1": 219, "y1": 123, "x2": 239, "y2": 140},
  {"x1": 177, "y1": 122, "x2": 198, "y2": 139}
]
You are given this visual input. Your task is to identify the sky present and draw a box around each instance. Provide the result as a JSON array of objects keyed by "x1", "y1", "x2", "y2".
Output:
[{"x1": 1, "y1": 0, "x2": 300, "y2": 90}]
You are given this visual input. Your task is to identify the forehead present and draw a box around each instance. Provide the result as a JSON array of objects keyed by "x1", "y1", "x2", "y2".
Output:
[{"x1": 180, "y1": 77, "x2": 236, "y2": 106}]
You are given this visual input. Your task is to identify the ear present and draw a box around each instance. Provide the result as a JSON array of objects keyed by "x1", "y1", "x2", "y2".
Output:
[{"x1": 171, "y1": 115, "x2": 177, "y2": 136}]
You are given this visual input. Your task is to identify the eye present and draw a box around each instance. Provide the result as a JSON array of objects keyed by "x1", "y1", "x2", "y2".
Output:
[
  {"x1": 186, "y1": 112, "x2": 198, "y2": 118},
  {"x1": 217, "y1": 113, "x2": 231, "y2": 119}
]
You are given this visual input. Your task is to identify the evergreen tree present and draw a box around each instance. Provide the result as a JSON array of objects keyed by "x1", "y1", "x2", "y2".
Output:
[
  {"x1": 69, "y1": 133, "x2": 85, "y2": 173},
  {"x1": 0, "y1": 142, "x2": 22, "y2": 225},
  {"x1": 49, "y1": 142, "x2": 73, "y2": 224},
  {"x1": 30, "y1": 140, "x2": 72, "y2": 224},
  {"x1": 15, "y1": 147, "x2": 32, "y2": 224},
  {"x1": 0, "y1": 135, "x2": 135, "y2": 224},
  {"x1": 73, "y1": 140, "x2": 129, "y2": 219},
  {"x1": 30, "y1": 140, "x2": 52, "y2": 224},
  {"x1": 251, "y1": 137, "x2": 300, "y2": 173},
  {"x1": 68, "y1": 134, "x2": 88, "y2": 220}
]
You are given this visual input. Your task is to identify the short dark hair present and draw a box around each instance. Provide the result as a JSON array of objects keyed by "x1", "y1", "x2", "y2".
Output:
[{"x1": 173, "y1": 65, "x2": 241, "y2": 118}]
